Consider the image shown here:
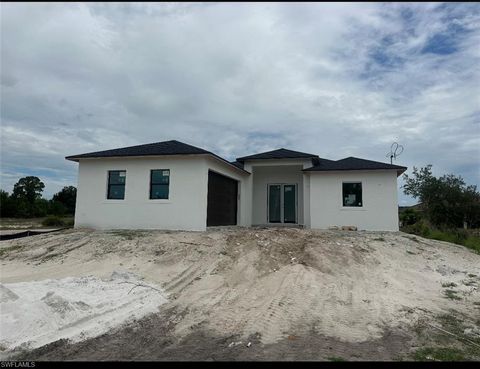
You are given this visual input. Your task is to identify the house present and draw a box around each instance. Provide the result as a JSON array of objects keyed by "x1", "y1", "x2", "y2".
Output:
[{"x1": 66, "y1": 140, "x2": 407, "y2": 231}]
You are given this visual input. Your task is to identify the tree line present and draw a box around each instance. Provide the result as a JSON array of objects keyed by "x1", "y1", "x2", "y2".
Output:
[
  {"x1": 402, "y1": 165, "x2": 480, "y2": 229},
  {"x1": 0, "y1": 176, "x2": 76, "y2": 218}
]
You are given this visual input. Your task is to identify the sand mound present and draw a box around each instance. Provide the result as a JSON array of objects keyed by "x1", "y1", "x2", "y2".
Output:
[
  {"x1": 0, "y1": 271, "x2": 168, "y2": 354},
  {"x1": 1, "y1": 228, "x2": 479, "y2": 350}
]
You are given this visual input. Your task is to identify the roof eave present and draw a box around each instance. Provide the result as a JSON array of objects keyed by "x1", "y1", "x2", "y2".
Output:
[{"x1": 303, "y1": 167, "x2": 408, "y2": 175}]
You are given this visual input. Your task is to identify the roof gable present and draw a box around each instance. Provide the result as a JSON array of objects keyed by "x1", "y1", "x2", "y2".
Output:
[{"x1": 236, "y1": 148, "x2": 319, "y2": 162}]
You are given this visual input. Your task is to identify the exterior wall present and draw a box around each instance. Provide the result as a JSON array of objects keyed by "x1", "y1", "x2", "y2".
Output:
[
  {"x1": 302, "y1": 173, "x2": 311, "y2": 228},
  {"x1": 308, "y1": 170, "x2": 399, "y2": 231},
  {"x1": 250, "y1": 160, "x2": 310, "y2": 225},
  {"x1": 74, "y1": 156, "x2": 210, "y2": 231},
  {"x1": 73, "y1": 154, "x2": 399, "y2": 231}
]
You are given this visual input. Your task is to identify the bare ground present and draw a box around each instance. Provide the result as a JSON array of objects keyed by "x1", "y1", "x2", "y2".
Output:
[{"x1": 1, "y1": 227, "x2": 479, "y2": 361}]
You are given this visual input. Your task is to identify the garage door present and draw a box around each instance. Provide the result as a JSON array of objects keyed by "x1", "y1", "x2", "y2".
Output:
[{"x1": 207, "y1": 171, "x2": 238, "y2": 226}]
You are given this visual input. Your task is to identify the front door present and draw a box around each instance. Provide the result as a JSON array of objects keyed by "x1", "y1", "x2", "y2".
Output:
[{"x1": 268, "y1": 184, "x2": 297, "y2": 224}]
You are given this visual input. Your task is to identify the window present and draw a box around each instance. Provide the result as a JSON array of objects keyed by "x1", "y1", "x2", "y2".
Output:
[
  {"x1": 343, "y1": 182, "x2": 362, "y2": 207},
  {"x1": 107, "y1": 171, "x2": 126, "y2": 199},
  {"x1": 150, "y1": 169, "x2": 169, "y2": 199}
]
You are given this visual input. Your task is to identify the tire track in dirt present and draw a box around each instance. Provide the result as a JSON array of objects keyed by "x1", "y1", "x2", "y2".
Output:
[
  {"x1": 162, "y1": 263, "x2": 204, "y2": 294},
  {"x1": 241, "y1": 265, "x2": 311, "y2": 344}
]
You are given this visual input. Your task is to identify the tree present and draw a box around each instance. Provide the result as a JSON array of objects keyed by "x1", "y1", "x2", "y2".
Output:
[
  {"x1": 0, "y1": 190, "x2": 15, "y2": 217},
  {"x1": 52, "y1": 186, "x2": 77, "y2": 214},
  {"x1": 403, "y1": 165, "x2": 480, "y2": 229},
  {"x1": 12, "y1": 176, "x2": 45, "y2": 204}
]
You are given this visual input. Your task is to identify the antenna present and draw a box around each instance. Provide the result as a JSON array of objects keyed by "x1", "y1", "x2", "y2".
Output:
[{"x1": 386, "y1": 142, "x2": 404, "y2": 164}]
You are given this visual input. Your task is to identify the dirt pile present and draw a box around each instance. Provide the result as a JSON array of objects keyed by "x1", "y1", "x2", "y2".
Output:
[{"x1": 1, "y1": 227, "x2": 479, "y2": 357}]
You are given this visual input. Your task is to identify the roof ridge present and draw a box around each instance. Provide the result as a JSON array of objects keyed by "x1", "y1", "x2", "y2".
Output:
[{"x1": 236, "y1": 147, "x2": 319, "y2": 161}]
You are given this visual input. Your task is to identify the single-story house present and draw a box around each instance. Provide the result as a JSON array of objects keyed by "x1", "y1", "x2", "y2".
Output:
[{"x1": 66, "y1": 140, "x2": 407, "y2": 231}]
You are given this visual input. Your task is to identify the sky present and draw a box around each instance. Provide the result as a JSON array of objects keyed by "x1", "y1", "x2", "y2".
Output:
[{"x1": 1, "y1": 2, "x2": 479, "y2": 205}]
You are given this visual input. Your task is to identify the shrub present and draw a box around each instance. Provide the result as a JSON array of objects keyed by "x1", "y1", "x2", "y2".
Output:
[
  {"x1": 400, "y1": 208, "x2": 420, "y2": 226},
  {"x1": 49, "y1": 201, "x2": 67, "y2": 216},
  {"x1": 42, "y1": 216, "x2": 65, "y2": 227},
  {"x1": 63, "y1": 218, "x2": 74, "y2": 227}
]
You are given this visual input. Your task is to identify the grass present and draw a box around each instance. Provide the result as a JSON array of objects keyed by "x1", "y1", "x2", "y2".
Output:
[
  {"x1": 402, "y1": 223, "x2": 480, "y2": 254},
  {"x1": 41, "y1": 215, "x2": 74, "y2": 227},
  {"x1": 411, "y1": 312, "x2": 480, "y2": 361},
  {"x1": 428, "y1": 230, "x2": 480, "y2": 253},
  {"x1": 0, "y1": 216, "x2": 74, "y2": 230},
  {"x1": 413, "y1": 347, "x2": 470, "y2": 361},
  {"x1": 327, "y1": 357, "x2": 347, "y2": 362}
]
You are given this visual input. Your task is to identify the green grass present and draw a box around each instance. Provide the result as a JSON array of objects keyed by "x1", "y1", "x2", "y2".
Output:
[
  {"x1": 327, "y1": 357, "x2": 347, "y2": 362},
  {"x1": 42, "y1": 215, "x2": 67, "y2": 227},
  {"x1": 464, "y1": 236, "x2": 480, "y2": 253},
  {"x1": 402, "y1": 223, "x2": 480, "y2": 254},
  {"x1": 0, "y1": 216, "x2": 74, "y2": 229},
  {"x1": 413, "y1": 347, "x2": 470, "y2": 361}
]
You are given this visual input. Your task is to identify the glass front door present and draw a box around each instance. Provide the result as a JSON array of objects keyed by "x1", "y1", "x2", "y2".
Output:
[{"x1": 268, "y1": 184, "x2": 297, "y2": 224}]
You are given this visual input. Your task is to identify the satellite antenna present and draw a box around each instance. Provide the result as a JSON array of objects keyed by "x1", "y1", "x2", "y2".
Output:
[{"x1": 386, "y1": 142, "x2": 403, "y2": 164}]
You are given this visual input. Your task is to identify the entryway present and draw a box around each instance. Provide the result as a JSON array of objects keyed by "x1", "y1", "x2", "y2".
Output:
[{"x1": 267, "y1": 184, "x2": 297, "y2": 224}]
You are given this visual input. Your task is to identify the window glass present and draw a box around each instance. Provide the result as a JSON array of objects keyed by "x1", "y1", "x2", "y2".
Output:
[
  {"x1": 108, "y1": 171, "x2": 126, "y2": 199},
  {"x1": 150, "y1": 170, "x2": 169, "y2": 199},
  {"x1": 343, "y1": 182, "x2": 362, "y2": 207}
]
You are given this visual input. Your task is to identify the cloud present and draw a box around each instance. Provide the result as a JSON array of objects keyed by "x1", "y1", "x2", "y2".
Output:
[{"x1": 1, "y1": 2, "x2": 479, "y2": 204}]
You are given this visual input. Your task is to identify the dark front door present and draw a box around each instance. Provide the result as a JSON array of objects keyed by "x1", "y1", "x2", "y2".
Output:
[{"x1": 207, "y1": 171, "x2": 238, "y2": 226}]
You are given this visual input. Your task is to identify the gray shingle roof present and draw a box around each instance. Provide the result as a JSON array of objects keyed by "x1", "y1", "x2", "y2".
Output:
[
  {"x1": 230, "y1": 161, "x2": 245, "y2": 169},
  {"x1": 304, "y1": 156, "x2": 407, "y2": 175},
  {"x1": 66, "y1": 141, "x2": 407, "y2": 176},
  {"x1": 236, "y1": 148, "x2": 319, "y2": 162},
  {"x1": 65, "y1": 140, "x2": 249, "y2": 173},
  {"x1": 66, "y1": 140, "x2": 209, "y2": 160}
]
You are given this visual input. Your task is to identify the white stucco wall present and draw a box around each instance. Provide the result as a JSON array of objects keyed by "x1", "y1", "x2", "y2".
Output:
[
  {"x1": 250, "y1": 160, "x2": 311, "y2": 225},
  {"x1": 73, "y1": 154, "x2": 399, "y2": 231},
  {"x1": 308, "y1": 170, "x2": 400, "y2": 231},
  {"x1": 74, "y1": 156, "x2": 211, "y2": 231}
]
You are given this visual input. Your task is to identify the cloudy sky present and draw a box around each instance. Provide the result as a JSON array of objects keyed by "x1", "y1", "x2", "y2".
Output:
[{"x1": 1, "y1": 2, "x2": 479, "y2": 204}]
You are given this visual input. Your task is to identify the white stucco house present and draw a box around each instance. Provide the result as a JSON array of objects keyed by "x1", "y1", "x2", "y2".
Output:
[{"x1": 66, "y1": 140, "x2": 407, "y2": 231}]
